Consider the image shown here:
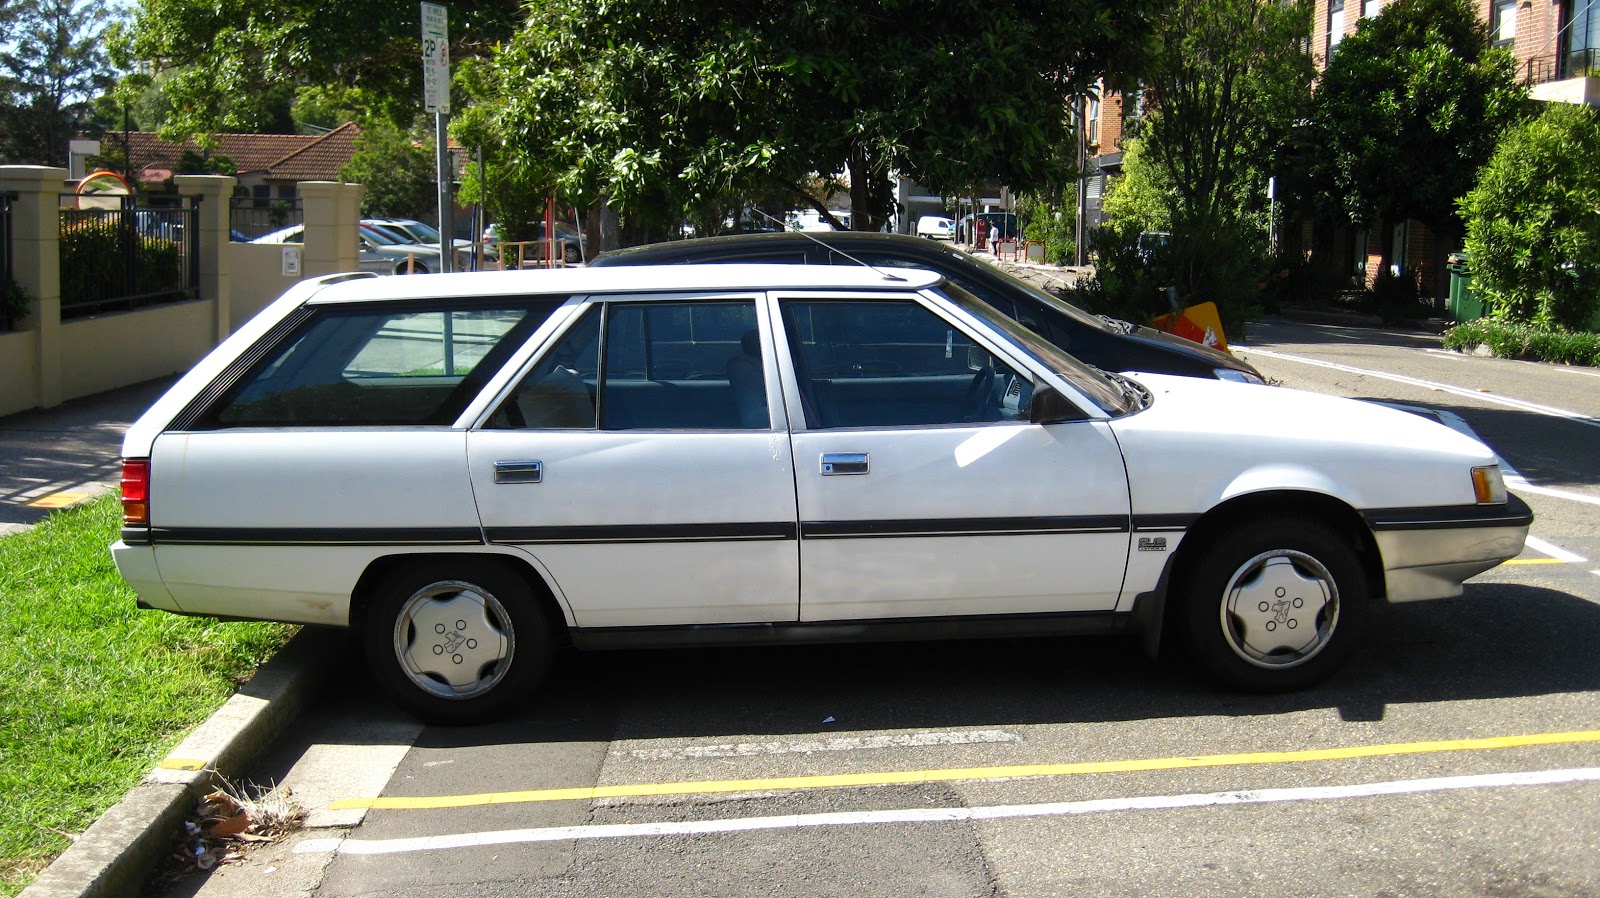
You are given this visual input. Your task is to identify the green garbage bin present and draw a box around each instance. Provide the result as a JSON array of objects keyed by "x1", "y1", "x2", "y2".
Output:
[{"x1": 1446, "y1": 252, "x2": 1484, "y2": 323}]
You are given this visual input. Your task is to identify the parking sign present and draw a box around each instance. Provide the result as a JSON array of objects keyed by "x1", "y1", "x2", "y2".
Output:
[{"x1": 421, "y1": 3, "x2": 449, "y2": 114}]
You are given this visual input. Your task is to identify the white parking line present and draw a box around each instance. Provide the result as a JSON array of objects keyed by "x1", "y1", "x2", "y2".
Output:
[
  {"x1": 1523, "y1": 535, "x2": 1588, "y2": 564},
  {"x1": 628, "y1": 730, "x2": 1023, "y2": 761},
  {"x1": 1245, "y1": 348, "x2": 1600, "y2": 431},
  {"x1": 294, "y1": 766, "x2": 1600, "y2": 856}
]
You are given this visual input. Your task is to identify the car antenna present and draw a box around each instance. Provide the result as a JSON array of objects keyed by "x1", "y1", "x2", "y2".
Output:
[{"x1": 749, "y1": 209, "x2": 908, "y2": 282}]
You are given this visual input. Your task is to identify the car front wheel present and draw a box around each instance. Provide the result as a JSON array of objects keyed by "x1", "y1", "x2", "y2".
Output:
[
  {"x1": 1178, "y1": 518, "x2": 1367, "y2": 692},
  {"x1": 363, "y1": 561, "x2": 551, "y2": 724}
]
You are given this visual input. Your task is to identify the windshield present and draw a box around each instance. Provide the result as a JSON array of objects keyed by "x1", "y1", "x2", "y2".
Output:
[
  {"x1": 934, "y1": 282, "x2": 1134, "y2": 416},
  {"x1": 405, "y1": 221, "x2": 444, "y2": 243},
  {"x1": 362, "y1": 225, "x2": 408, "y2": 246}
]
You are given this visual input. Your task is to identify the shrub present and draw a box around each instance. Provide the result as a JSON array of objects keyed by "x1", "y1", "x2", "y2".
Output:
[
  {"x1": 58, "y1": 218, "x2": 185, "y2": 311},
  {"x1": 1442, "y1": 319, "x2": 1600, "y2": 366},
  {"x1": 1, "y1": 278, "x2": 35, "y2": 331},
  {"x1": 1461, "y1": 103, "x2": 1600, "y2": 330}
]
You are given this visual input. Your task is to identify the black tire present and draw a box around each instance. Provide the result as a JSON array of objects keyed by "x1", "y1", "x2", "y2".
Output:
[
  {"x1": 563, "y1": 245, "x2": 581, "y2": 264},
  {"x1": 1178, "y1": 518, "x2": 1366, "y2": 692},
  {"x1": 396, "y1": 261, "x2": 431, "y2": 275},
  {"x1": 362, "y1": 560, "x2": 552, "y2": 724}
]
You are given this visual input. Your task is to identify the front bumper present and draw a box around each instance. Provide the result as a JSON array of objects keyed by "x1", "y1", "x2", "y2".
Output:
[{"x1": 1366, "y1": 493, "x2": 1534, "y2": 602}]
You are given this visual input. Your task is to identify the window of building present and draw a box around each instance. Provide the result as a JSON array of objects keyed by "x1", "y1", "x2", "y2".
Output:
[
  {"x1": 1328, "y1": 0, "x2": 1346, "y2": 55},
  {"x1": 1565, "y1": 0, "x2": 1600, "y2": 76},
  {"x1": 1493, "y1": 0, "x2": 1517, "y2": 46},
  {"x1": 1362, "y1": 0, "x2": 1381, "y2": 18}
]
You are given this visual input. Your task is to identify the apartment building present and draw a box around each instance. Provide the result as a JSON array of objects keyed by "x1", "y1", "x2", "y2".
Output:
[{"x1": 1312, "y1": 0, "x2": 1597, "y2": 297}]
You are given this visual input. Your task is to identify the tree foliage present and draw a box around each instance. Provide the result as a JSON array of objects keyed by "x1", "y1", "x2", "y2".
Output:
[
  {"x1": 1137, "y1": 0, "x2": 1313, "y2": 235},
  {"x1": 1461, "y1": 103, "x2": 1600, "y2": 331},
  {"x1": 339, "y1": 120, "x2": 439, "y2": 219},
  {"x1": 1308, "y1": 0, "x2": 1526, "y2": 263},
  {"x1": 114, "y1": 0, "x2": 524, "y2": 139},
  {"x1": 0, "y1": 0, "x2": 117, "y2": 166},
  {"x1": 484, "y1": 0, "x2": 1154, "y2": 237}
]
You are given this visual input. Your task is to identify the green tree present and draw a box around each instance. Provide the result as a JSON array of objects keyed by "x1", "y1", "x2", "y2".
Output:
[
  {"x1": 340, "y1": 121, "x2": 438, "y2": 219},
  {"x1": 485, "y1": 0, "x2": 1153, "y2": 239},
  {"x1": 1461, "y1": 103, "x2": 1600, "y2": 331},
  {"x1": 1309, "y1": 0, "x2": 1527, "y2": 277},
  {"x1": 114, "y1": 0, "x2": 524, "y2": 139},
  {"x1": 0, "y1": 0, "x2": 117, "y2": 166}
]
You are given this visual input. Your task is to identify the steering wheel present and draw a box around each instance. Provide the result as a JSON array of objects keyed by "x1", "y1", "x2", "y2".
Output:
[{"x1": 962, "y1": 366, "x2": 995, "y2": 422}]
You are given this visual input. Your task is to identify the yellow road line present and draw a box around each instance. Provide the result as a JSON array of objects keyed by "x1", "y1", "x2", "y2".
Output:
[
  {"x1": 27, "y1": 491, "x2": 93, "y2": 509},
  {"x1": 331, "y1": 729, "x2": 1600, "y2": 811},
  {"x1": 1504, "y1": 558, "x2": 1569, "y2": 565}
]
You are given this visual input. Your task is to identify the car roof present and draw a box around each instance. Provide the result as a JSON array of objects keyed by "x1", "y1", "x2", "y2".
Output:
[
  {"x1": 303, "y1": 263, "x2": 944, "y2": 305},
  {"x1": 592, "y1": 231, "x2": 975, "y2": 265}
]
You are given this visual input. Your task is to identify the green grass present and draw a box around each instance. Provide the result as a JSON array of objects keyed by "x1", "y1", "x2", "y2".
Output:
[
  {"x1": 1443, "y1": 319, "x2": 1600, "y2": 366},
  {"x1": 0, "y1": 495, "x2": 292, "y2": 897}
]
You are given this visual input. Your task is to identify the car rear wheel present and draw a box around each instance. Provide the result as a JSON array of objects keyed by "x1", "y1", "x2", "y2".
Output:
[
  {"x1": 363, "y1": 561, "x2": 551, "y2": 724},
  {"x1": 1179, "y1": 518, "x2": 1366, "y2": 692}
]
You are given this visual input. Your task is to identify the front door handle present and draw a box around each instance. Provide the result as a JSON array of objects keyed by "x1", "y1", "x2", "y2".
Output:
[
  {"x1": 820, "y1": 452, "x2": 869, "y2": 475},
  {"x1": 494, "y1": 460, "x2": 543, "y2": 484}
]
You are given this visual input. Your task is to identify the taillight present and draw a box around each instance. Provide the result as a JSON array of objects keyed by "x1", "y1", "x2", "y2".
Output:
[{"x1": 121, "y1": 459, "x2": 149, "y2": 525}]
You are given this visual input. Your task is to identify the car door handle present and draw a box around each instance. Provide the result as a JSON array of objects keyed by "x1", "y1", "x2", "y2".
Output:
[
  {"x1": 494, "y1": 460, "x2": 543, "y2": 484},
  {"x1": 820, "y1": 452, "x2": 869, "y2": 475}
]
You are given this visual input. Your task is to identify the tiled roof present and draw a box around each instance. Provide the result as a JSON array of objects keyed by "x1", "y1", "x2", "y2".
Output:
[{"x1": 104, "y1": 124, "x2": 363, "y2": 183}]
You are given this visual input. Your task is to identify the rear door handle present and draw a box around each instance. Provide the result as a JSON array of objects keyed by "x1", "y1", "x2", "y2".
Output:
[
  {"x1": 494, "y1": 460, "x2": 543, "y2": 484},
  {"x1": 820, "y1": 452, "x2": 869, "y2": 475}
]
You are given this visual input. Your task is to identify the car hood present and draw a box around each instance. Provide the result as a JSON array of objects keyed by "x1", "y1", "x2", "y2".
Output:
[
  {"x1": 1108, "y1": 373, "x2": 1500, "y2": 513},
  {"x1": 1127, "y1": 322, "x2": 1254, "y2": 372}
]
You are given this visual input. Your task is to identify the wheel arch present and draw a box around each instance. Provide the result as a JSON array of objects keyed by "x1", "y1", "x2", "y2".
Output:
[
  {"x1": 1140, "y1": 489, "x2": 1384, "y2": 658},
  {"x1": 350, "y1": 551, "x2": 572, "y2": 646}
]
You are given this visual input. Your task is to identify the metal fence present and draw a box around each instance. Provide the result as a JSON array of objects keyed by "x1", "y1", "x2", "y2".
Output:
[
  {"x1": 1524, "y1": 49, "x2": 1600, "y2": 86},
  {"x1": 58, "y1": 195, "x2": 200, "y2": 319},
  {"x1": 230, "y1": 196, "x2": 303, "y2": 241}
]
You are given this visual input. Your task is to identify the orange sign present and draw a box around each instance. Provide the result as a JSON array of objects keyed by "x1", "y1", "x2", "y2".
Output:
[{"x1": 1149, "y1": 301, "x2": 1229, "y2": 352}]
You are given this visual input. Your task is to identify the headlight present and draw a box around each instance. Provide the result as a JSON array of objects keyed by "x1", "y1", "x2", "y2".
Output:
[
  {"x1": 1214, "y1": 367, "x2": 1266, "y2": 386},
  {"x1": 1471, "y1": 465, "x2": 1507, "y2": 505}
]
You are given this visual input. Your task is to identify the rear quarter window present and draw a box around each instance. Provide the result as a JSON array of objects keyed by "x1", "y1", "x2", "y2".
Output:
[{"x1": 192, "y1": 299, "x2": 563, "y2": 428}]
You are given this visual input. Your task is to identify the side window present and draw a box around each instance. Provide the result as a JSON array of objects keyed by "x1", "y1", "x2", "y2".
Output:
[
  {"x1": 492, "y1": 300, "x2": 767, "y2": 431},
  {"x1": 199, "y1": 301, "x2": 559, "y2": 428},
  {"x1": 780, "y1": 299, "x2": 1032, "y2": 429},
  {"x1": 601, "y1": 301, "x2": 765, "y2": 430},
  {"x1": 493, "y1": 306, "x2": 601, "y2": 429}
]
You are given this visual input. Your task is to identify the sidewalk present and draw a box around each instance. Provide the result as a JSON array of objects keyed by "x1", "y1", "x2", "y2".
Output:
[{"x1": 0, "y1": 376, "x2": 175, "y2": 536}]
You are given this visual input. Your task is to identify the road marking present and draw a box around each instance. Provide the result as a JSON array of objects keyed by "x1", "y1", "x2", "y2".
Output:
[
  {"x1": 1245, "y1": 348, "x2": 1600, "y2": 431},
  {"x1": 1506, "y1": 476, "x2": 1600, "y2": 508},
  {"x1": 628, "y1": 729, "x2": 1022, "y2": 761},
  {"x1": 297, "y1": 766, "x2": 1600, "y2": 856},
  {"x1": 327, "y1": 729, "x2": 1600, "y2": 811},
  {"x1": 27, "y1": 490, "x2": 94, "y2": 509},
  {"x1": 1523, "y1": 535, "x2": 1587, "y2": 563}
]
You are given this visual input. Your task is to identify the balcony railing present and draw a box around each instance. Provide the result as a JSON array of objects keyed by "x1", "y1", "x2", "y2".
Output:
[{"x1": 1524, "y1": 49, "x2": 1600, "y2": 87}]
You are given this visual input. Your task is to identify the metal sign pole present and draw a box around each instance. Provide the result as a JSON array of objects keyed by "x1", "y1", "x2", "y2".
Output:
[{"x1": 421, "y1": 2, "x2": 452, "y2": 272}]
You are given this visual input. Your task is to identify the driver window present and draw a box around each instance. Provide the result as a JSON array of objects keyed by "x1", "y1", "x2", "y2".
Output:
[{"x1": 780, "y1": 299, "x2": 1032, "y2": 429}]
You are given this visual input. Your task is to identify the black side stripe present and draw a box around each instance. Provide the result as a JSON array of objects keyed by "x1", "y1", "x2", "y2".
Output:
[
  {"x1": 145, "y1": 527, "x2": 484, "y2": 546},
  {"x1": 1131, "y1": 513, "x2": 1199, "y2": 532},
  {"x1": 488, "y1": 522, "x2": 799, "y2": 545},
  {"x1": 802, "y1": 516, "x2": 1128, "y2": 539}
]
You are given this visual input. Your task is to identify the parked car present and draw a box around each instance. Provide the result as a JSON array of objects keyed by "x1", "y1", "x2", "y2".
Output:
[
  {"x1": 590, "y1": 232, "x2": 1264, "y2": 383},
  {"x1": 248, "y1": 223, "x2": 449, "y2": 275},
  {"x1": 364, "y1": 218, "x2": 492, "y2": 265},
  {"x1": 483, "y1": 221, "x2": 585, "y2": 264},
  {"x1": 916, "y1": 215, "x2": 956, "y2": 240},
  {"x1": 112, "y1": 263, "x2": 1531, "y2": 724}
]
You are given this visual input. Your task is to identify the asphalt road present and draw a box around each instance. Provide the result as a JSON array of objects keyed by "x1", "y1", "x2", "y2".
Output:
[{"x1": 153, "y1": 318, "x2": 1600, "y2": 898}]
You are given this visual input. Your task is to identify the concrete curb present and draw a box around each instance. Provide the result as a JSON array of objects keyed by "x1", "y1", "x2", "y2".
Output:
[{"x1": 18, "y1": 627, "x2": 343, "y2": 898}]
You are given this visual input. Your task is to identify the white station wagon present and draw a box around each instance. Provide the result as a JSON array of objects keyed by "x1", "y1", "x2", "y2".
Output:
[{"x1": 112, "y1": 265, "x2": 1531, "y2": 723}]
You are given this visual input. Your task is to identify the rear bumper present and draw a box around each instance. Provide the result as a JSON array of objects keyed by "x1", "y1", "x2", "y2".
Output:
[
  {"x1": 1367, "y1": 493, "x2": 1533, "y2": 602},
  {"x1": 110, "y1": 540, "x2": 181, "y2": 611}
]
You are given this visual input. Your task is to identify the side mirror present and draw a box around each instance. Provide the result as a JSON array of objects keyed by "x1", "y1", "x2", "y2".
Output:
[{"x1": 1029, "y1": 385, "x2": 1085, "y2": 425}]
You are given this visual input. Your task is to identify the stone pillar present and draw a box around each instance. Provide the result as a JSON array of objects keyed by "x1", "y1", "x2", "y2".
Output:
[
  {"x1": 174, "y1": 174, "x2": 238, "y2": 341},
  {"x1": 299, "y1": 181, "x2": 365, "y2": 278},
  {"x1": 0, "y1": 165, "x2": 67, "y2": 408}
]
